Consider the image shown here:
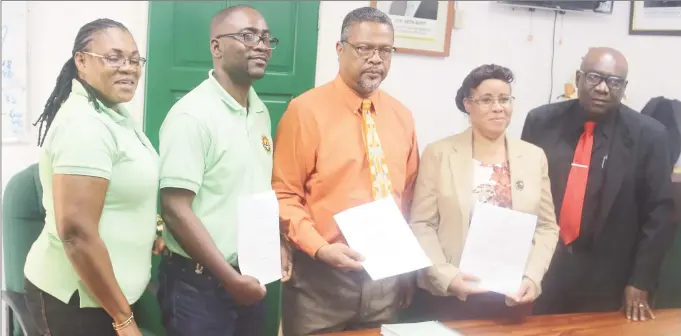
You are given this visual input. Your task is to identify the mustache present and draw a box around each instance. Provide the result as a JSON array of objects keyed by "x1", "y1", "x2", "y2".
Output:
[{"x1": 362, "y1": 68, "x2": 384, "y2": 75}]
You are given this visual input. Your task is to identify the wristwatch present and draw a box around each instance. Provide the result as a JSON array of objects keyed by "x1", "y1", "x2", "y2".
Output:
[{"x1": 156, "y1": 215, "x2": 164, "y2": 236}]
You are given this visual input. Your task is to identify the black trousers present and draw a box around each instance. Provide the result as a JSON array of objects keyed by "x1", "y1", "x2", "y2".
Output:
[{"x1": 24, "y1": 278, "x2": 116, "y2": 336}]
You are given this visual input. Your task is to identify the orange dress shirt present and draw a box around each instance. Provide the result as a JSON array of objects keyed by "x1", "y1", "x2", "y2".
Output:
[{"x1": 272, "y1": 75, "x2": 420, "y2": 257}]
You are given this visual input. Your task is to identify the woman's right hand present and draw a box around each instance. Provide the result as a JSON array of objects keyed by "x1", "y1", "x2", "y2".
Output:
[
  {"x1": 448, "y1": 272, "x2": 488, "y2": 300},
  {"x1": 115, "y1": 320, "x2": 143, "y2": 336}
]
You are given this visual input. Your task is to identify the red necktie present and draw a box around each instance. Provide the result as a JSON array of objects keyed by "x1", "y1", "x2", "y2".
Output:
[{"x1": 559, "y1": 122, "x2": 596, "y2": 245}]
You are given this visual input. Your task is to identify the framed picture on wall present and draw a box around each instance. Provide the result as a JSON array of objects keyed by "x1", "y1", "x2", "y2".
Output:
[
  {"x1": 629, "y1": 0, "x2": 681, "y2": 36},
  {"x1": 370, "y1": 0, "x2": 455, "y2": 57}
]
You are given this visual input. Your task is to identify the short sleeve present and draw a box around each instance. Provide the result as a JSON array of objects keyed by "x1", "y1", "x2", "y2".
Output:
[
  {"x1": 49, "y1": 116, "x2": 116, "y2": 179},
  {"x1": 159, "y1": 113, "x2": 208, "y2": 193}
]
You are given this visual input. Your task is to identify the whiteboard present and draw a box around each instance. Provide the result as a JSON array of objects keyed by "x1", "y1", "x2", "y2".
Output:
[{"x1": 2, "y1": 1, "x2": 29, "y2": 143}]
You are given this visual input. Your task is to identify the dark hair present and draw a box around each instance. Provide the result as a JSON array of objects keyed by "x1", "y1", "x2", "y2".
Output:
[
  {"x1": 455, "y1": 64, "x2": 514, "y2": 114},
  {"x1": 34, "y1": 18, "x2": 128, "y2": 146},
  {"x1": 211, "y1": 4, "x2": 256, "y2": 34},
  {"x1": 340, "y1": 7, "x2": 393, "y2": 41}
]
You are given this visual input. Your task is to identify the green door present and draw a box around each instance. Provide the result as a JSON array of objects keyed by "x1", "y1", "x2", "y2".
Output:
[{"x1": 143, "y1": 2, "x2": 320, "y2": 335}]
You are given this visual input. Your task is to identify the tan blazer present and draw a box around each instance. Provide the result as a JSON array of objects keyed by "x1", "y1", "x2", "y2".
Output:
[{"x1": 410, "y1": 128, "x2": 560, "y2": 297}]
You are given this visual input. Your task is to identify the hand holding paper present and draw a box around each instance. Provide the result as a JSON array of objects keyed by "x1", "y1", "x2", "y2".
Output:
[
  {"x1": 315, "y1": 243, "x2": 364, "y2": 271},
  {"x1": 237, "y1": 190, "x2": 282, "y2": 286},
  {"x1": 458, "y1": 202, "x2": 537, "y2": 296},
  {"x1": 334, "y1": 197, "x2": 431, "y2": 280}
]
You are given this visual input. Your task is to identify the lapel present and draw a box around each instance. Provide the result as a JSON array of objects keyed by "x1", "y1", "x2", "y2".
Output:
[
  {"x1": 507, "y1": 139, "x2": 530, "y2": 213},
  {"x1": 450, "y1": 129, "x2": 474, "y2": 226},
  {"x1": 545, "y1": 101, "x2": 580, "y2": 161},
  {"x1": 595, "y1": 108, "x2": 635, "y2": 234}
]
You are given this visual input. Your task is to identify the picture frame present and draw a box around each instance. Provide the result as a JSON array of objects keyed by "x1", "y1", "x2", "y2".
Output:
[
  {"x1": 629, "y1": 0, "x2": 681, "y2": 36},
  {"x1": 370, "y1": 1, "x2": 455, "y2": 57}
]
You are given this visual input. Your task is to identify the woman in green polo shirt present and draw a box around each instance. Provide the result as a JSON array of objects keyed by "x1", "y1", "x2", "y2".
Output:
[{"x1": 23, "y1": 18, "x2": 158, "y2": 336}]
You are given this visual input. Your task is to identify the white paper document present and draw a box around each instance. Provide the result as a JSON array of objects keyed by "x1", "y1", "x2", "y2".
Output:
[
  {"x1": 458, "y1": 202, "x2": 538, "y2": 296},
  {"x1": 237, "y1": 190, "x2": 281, "y2": 285},
  {"x1": 381, "y1": 321, "x2": 462, "y2": 336},
  {"x1": 334, "y1": 197, "x2": 432, "y2": 280}
]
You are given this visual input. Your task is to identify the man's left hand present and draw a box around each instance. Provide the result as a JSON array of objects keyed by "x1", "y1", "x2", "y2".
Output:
[
  {"x1": 280, "y1": 238, "x2": 293, "y2": 282},
  {"x1": 398, "y1": 273, "x2": 416, "y2": 308},
  {"x1": 623, "y1": 285, "x2": 655, "y2": 321},
  {"x1": 152, "y1": 236, "x2": 166, "y2": 256}
]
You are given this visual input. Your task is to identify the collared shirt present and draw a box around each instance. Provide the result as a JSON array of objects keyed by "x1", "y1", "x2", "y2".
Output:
[
  {"x1": 159, "y1": 70, "x2": 273, "y2": 265},
  {"x1": 25, "y1": 79, "x2": 160, "y2": 308},
  {"x1": 272, "y1": 75, "x2": 420, "y2": 257},
  {"x1": 554, "y1": 104, "x2": 617, "y2": 245}
]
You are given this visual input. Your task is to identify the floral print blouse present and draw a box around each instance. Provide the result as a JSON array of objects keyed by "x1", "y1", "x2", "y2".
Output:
[{"x1": 472, "y1": 159, "x2": 512, "y2": 209}]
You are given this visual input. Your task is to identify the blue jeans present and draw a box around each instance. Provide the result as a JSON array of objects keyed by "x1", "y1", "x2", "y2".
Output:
[{"x1": 157, "y1": 252, "x2": 266, "y2": 336}]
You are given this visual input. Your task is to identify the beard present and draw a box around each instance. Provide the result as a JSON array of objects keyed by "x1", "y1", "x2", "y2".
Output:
[{"x1": 357, "y1": 73, "x2": 384, "y2": 94}]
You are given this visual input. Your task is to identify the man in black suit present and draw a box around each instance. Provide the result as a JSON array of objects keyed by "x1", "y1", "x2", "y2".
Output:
[{"x1": 521, "y1": 47, "x2": 676, "y2": 321}]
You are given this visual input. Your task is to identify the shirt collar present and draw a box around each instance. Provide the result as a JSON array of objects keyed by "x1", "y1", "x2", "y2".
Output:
[
  {"x1": 332, "y1": 74, "x2": 383, "y2": 114},
  {"x1": 570, "y1": 101, "x2": 618, "y2": 139},
  {"x1": 70, "y1": 79, "x2": 130, "y2": 123},
  {"x1": 207, "y1": 69, "x2": 265, "y2": 115}
]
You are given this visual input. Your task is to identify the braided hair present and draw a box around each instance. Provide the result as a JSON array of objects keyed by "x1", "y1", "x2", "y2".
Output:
[{"x1": 34, "y1": 18, "x2": 128, "y2": 146}]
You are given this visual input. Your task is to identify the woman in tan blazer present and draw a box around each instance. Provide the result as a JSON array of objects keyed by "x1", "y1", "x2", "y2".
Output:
[{"x1": 407, "y1": 64, "x2": 560, "y2": 322}]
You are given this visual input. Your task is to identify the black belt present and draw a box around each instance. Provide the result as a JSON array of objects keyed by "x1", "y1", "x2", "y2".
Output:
[{"x1": 162, "y1": 250, "x2": 240, "y2": 279}]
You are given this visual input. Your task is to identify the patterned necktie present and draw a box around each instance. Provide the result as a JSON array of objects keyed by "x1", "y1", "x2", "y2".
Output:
[
  {"x1": 360, "y1": 99, "x2": 393, "y2": 200},
  {"x1": 559, "y1": 121, "x2": 596, "y2": 245}
]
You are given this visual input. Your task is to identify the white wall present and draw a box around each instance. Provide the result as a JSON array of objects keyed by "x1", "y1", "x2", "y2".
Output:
[{"x1": 1, "y1": 1, "x2": 680, "y2": 332}]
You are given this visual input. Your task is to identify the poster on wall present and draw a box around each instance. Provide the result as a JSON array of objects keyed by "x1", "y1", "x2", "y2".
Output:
[
  {"x1": 370, "y1": 1, "x2": 455, "y2": 57},
  {"x1": 629, "y1": 0, "x2": 681, "y2": 36},
  {"x1": 2, "y1": 1, "x2": 29, "y2": 144}
]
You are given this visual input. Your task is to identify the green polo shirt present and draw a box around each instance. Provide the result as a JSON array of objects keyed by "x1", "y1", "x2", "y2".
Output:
[
  {"x1": 24, "y1": 79, "x2": 160, "y2": 308},
  {"x1": 159, "y1": 70, "x2": 273, "y2": 265}
]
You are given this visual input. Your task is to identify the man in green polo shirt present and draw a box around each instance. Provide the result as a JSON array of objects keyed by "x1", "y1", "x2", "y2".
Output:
[{"x1": 156, "y1": 5, "x2": 282, "y2": 336}]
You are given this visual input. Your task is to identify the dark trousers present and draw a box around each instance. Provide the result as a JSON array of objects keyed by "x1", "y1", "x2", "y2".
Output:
[
  {"x1": 157, "y1": 252, "x2": 266, "y2": 336},
  {"x1": 404, "y1": 288, "x2": 533, "y2": 323},
  {"x1": 24, "y1": 278, "x2": 116, "y2": 336},
  {"x1": 533, "y1": 245, "x2": 623, "y2": 315}
]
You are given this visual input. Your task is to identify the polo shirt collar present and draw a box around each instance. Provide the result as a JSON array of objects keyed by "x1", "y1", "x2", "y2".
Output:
[
  {"x1": 207, "y1": 70, "x2": 265, "y2": 114},
  {"x1": 71, "y1": 79, "x2": 130, "y2": 124},
  {"x1": 332, "y1": 74, "x2": 383, "y2": 114}
]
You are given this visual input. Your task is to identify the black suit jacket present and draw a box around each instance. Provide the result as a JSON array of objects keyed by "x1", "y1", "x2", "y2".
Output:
[{"x1": 521, "y1": 100, "x2": 677, "y2": 294}]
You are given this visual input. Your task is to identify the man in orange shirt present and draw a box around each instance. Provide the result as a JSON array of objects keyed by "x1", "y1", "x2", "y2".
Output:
[{"x1": 272, "y1": 6, "x2": 420, "y2": 336}]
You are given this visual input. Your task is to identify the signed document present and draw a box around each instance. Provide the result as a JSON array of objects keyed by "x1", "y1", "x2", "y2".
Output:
[
  {"x1": 237, "y1": 190, "x2": 281, "y2": 285},
  {"x1": 334, "y1": 197, "x2": 431, "y2": 280},
  {"x1": 459, "y1": 202, "x2": 537, "y2": 296}
]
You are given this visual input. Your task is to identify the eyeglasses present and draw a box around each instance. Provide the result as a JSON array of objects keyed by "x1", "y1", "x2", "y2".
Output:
[
  {"x1": 578, "y1": 70, "x2": 627, "y2": 91},
  {"x1": 214, "y1": 32, "x2": 279, "y2": 49},
  {"x1": 466, "y1": 96, "x2": 515, "y2": 107},
  {"x1": 342, "y1": 41, "x2": 396, "y2": 60},
  {"x1": 81, "y1": 51, "x2": 147, "y2": 69}
]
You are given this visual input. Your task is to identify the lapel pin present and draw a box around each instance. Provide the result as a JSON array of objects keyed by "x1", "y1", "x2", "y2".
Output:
[
  {"x1": 516, "y1": 180, "x2": 524, "y2": 191},
  {"x1": 261, "y1": 135, "x2": 272, "y2": 154}
]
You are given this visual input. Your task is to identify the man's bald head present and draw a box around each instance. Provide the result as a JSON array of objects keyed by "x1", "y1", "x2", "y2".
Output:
[
  {"x1": 210, "y1": 5, "x2": 262, "y2": 38},
  {"x1": 580, "y1": 47, "x2": 629, "y2": 78},
  {"x1": 575, "y1": 47, "x2": 629, "y2": 118},
  {"x1": 209, "y1": 5, "x2": 271, "y2": 84}
]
